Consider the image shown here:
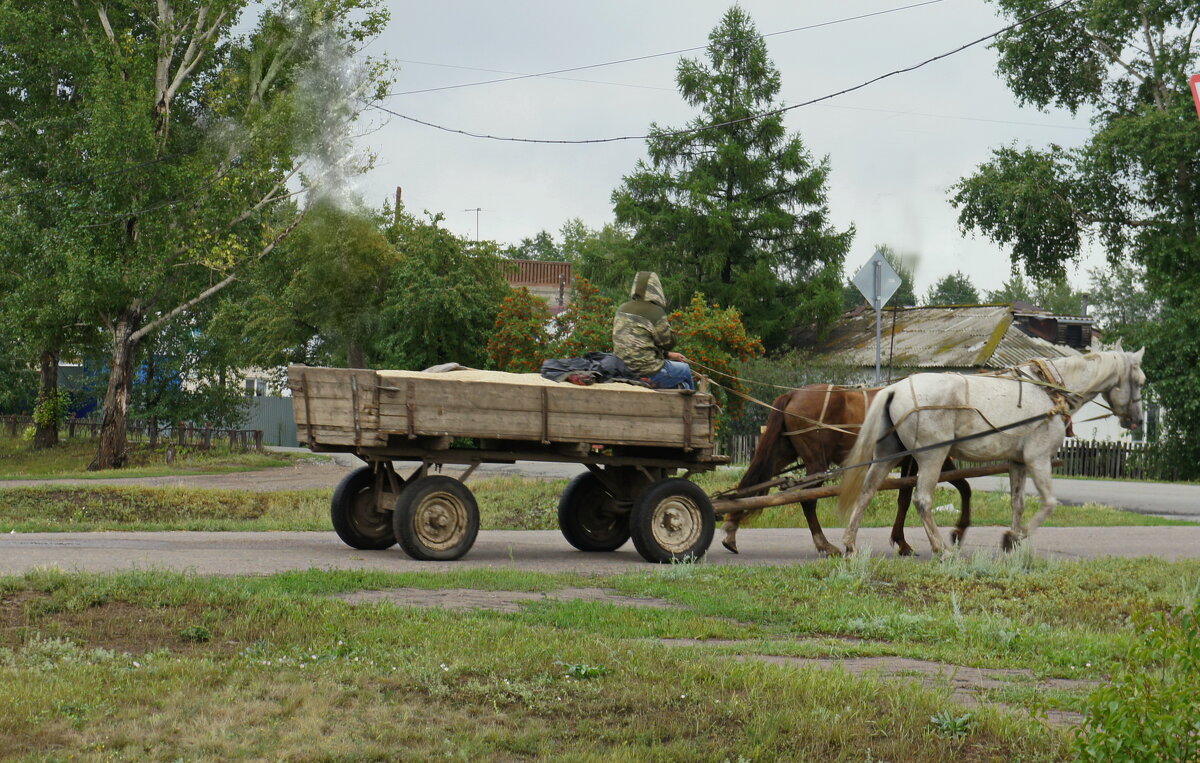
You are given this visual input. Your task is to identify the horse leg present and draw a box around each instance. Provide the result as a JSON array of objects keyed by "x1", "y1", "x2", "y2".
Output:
[
  {"x1": 801, "y1": 497, "x2": 842, "y2": 557},
  {"x1": 1020, "y1": 459, "x2": 1059, "y2": 542},
  {"x1": 912, "y1": 452, "x2": 950, "y2": 557},
  {"x1": 890, "y1": 458, "x2": 916, "y2": 556},
  {"x1": 948, "y1": 476, "x2": 972, "y2": 546},
  {"x1": 1002, "y1": 463, "x2": 1027, "y2": 551},
  {"x1": 721, "y1": 510, "x2": 745, "y2": 554},
  {"x1": 842, "y1": 460, "x2": 897, "y2": 556}
]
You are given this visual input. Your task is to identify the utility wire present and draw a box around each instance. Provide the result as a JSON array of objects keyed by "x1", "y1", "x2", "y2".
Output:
[
  {"x1": 371, "y1": 0, "x2": 1076, "y2": 145},
  {"x1": 386, "y1": 0, "x2": 946, "y2": 97}
]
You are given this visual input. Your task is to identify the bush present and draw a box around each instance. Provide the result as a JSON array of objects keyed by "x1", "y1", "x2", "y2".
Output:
[{"x1": 1073, "y1": 601, "x2": 1200, "y2": 761}]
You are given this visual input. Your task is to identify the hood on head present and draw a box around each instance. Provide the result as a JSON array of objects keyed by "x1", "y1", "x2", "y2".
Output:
[{"x1": 631, "y1": 271, "x2": 666, "y2": 308}]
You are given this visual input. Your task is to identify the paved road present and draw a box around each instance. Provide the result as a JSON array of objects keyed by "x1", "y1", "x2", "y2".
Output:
[{"x1": 4, "y1": 526, "x2": 1200, "y2": 576}]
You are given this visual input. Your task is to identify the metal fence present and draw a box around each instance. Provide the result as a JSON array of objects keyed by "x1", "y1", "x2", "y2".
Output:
[
  {"x1": 3, "y1": 415, "x2": 264, "y2": 452},
  {"x1": 717, "y1": 433, "x2": 1172, "y2": 481}
]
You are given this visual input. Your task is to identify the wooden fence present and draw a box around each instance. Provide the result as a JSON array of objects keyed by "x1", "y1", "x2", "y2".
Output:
[
  {"x1": 717, "y1": 434, "x2": 1171, "y2": 481},
  {"x1": 3, "y1": 415, "x2": 264, "y2": 453}
]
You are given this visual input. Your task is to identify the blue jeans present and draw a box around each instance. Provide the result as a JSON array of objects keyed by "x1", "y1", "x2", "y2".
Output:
[{"x1": 648, "y1": 360, "x2": 694, "y2": 390}]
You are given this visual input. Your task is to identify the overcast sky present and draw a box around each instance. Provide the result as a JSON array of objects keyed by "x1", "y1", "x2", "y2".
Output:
[{"x1": 348, "y1": 0, "x2": 1102, "y2": 297}]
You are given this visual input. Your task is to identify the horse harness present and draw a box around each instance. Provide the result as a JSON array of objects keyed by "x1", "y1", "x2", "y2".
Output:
[{"x1": 780, "y1": 385, "x2": 872, "y2": 439}]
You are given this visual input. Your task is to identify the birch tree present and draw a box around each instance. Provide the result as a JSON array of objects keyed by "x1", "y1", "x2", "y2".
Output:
[{"x1": 0, "y1": 0, "x2": 390, "y2": 468}]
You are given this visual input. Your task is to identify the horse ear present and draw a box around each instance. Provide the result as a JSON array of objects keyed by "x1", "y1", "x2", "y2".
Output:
[
  {"x1": 1114, "y1": 338, "x2": 1124, "y2": 351},
  {"x1": 1134, "y1": 347, "x2": 1145, "y2": 362}
]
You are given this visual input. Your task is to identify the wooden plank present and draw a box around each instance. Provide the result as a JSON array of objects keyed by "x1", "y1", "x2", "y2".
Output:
[
  {"x1": 376, "y1": 410, "x2": 711, "y2": 448},
  {"x1": 711, "y1": 463, "x2": 1013, "y2": 514}
]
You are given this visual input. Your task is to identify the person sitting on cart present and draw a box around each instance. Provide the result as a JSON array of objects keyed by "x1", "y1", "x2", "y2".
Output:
[{"x1": 612, "y1": 271, "x2": 694, "y2": 390}]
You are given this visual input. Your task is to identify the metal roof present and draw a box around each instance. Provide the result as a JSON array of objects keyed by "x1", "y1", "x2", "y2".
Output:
[{"x1": 805, "y1": 304, "x2": 1083, "y2": 369}]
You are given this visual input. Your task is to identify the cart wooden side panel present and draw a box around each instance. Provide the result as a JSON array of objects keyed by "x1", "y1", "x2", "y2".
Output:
[{"x1": 288, "y1": 365, "x2": 717, "y2": 453}]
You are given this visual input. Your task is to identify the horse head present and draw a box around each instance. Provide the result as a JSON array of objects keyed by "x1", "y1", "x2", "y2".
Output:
[{"x1": 1100, "y1": 347, "x2": 1146, "y2": 430}]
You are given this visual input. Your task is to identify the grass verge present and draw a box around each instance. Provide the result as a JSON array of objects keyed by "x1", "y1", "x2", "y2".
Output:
[{"x1": 0, "y1": 436, "x2": 300, "y2": 480}]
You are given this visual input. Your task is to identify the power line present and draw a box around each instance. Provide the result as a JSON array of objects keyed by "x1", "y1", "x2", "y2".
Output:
[
  {"x1": 385, "y1": 0, "x2": 947, "y2": 97},
  {"x1": 371, "y1": 0, "x2": 1078, "y2": 145}
]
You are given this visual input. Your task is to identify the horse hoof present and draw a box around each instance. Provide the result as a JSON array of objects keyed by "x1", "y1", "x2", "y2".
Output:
[
  {"x1": 722, "y1": 539, "x2": 739, "y2": 554},
  {"x1": 1001, "y1": 532, "x2": 1018, "y2": 552},
  {"x1": 950, "y1": 529, "x2": 964, "y2": 546},
  {"x1": 896, "y1": 545, "x2": 915, "y2": 557},
  {"x1": 823, "y1": 546, "x2": 843, "y2": 558}
]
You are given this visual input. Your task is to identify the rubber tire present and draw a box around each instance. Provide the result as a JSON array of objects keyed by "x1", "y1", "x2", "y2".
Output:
[
  {"x1": 557, "y1": 472, "x2": 630, "y2": 552},
  {"x1": 629, "y1": 478, "x2": 715, "y2": 564},
  {"x1": 392, "y1": 476, "x2": 480, "y2": 561},
  {"x1": 330, "y1": 465, "x2": 397, "y2": 550}
]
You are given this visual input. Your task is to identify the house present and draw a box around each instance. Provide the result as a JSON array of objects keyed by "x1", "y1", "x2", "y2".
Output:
[
  {"x1": 793, "y1": 303, "x2": 1133, "y2": 441},
  {"x1": 499, "y1": 259, "x2": 572, "y2": 315}
]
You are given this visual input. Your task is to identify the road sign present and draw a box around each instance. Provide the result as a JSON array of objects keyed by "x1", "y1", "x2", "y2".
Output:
[
  {"x1": 852, "y1": 251, "x2": 904, "y2": 384},
  {"x1": 852, "y1": 250, "x2": 902, "y2": 309},
  {"x1": 1191, "y1": 74, "x2": 1200, "y2": 121}
]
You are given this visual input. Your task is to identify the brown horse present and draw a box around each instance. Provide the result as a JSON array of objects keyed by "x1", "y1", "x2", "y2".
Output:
[{"x1": 721, "y1": 384, "x2": 972, "y2": 557}]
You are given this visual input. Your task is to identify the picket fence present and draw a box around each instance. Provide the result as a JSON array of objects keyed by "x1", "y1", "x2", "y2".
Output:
[
  {"x1": 3, "y1": 415, "x2": 264, "y2": 453},
  {"x1": 716, "y1": 434, "x2": 1170, "y2": 481}
]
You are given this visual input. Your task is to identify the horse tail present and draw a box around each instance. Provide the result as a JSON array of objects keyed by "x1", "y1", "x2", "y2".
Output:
[
  {"x1": 736, "y1": 391, "x2": 794, "y2": 496},
  {"x1": 837, "y1": 389, "x2": 894, "y2": 520}
]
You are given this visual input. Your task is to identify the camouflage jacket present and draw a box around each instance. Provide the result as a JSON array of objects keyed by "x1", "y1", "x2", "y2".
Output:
[{"x1": 612, "y1": 272, "x2": 676, "y2": 376}]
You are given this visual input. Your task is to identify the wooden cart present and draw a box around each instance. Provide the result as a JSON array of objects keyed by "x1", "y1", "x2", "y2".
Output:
[{"x1": 288, "y1": 365, "x2": 727, "y2": 564}]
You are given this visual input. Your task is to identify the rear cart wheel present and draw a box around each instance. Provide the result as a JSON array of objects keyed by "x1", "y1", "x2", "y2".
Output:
[
  {"x1": 629, "y1": 478, "x2": 715, "y2": 564},
  {"x1": 558, "y1": 472, "x2": 630, "y2": 552},
  {"x1": 331, "y1": 466, "x2": 397, "y2": 550},
  {"x1": 393, "y1": 476, "x2": 480, "y2": 561}
]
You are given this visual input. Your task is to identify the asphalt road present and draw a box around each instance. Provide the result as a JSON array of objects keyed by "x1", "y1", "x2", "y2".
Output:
[
  {"x1": 3, "y1": 452, "x2": 1198, "y2": 575},
  {"x1": 4, "y1": 525, "x2": 1200, "y2": 576}
]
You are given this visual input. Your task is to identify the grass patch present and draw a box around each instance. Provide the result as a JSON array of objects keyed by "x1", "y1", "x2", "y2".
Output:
[
  {"x1": 0, "y1": 436, "x2": 301, "y2": 480},
  {"x1": 1, "y1": 469, "x2": 1192, "y2": 533},
  {"x1": 2, "y1": 559, "x2": 1196, "y2": 759}
]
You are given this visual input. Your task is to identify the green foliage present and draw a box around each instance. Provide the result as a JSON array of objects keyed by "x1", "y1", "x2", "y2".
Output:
[
  {"x1": 929, "y1": 711, "x2": 975, "y2": 740},
  {"x1": 32, "y1": 389, "x2": 71, "y2": 429},
  {"x1": 670, "y1": 295, "x2": 764, "y2": 421},
  {"x1": 953, "y1": 0, "x2": 1200, "y2": 475},
  {"x1": 1074, "y1": 602, "x2": 1200, "y2": 761},
  {"x1": 374, "y1": 212, "x2": 510, "y2": 370},
  {"x1": 924, "y1": 271, "x2": 980, "y2": 306},
  {"x1": 612, "y1": 7, "x2": 851, "y2": 350},
  {"x1": 487, "y1": 288, "x2": 553, "y2": 373},
  {"x1": 552, "y1": 277, "x2": 615, "y2": 359},
  {"x1": 984, "y1": 272, "x2": 1086, "y2": 315}
]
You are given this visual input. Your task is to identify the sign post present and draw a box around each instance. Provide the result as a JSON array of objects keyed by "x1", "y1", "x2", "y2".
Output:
[
  {"x1": 852, "y1": 250, "x2": 902, "y2": 384},
  {"x1": 1191, "y1": 74, "x2": 1200, "y2": 121}
]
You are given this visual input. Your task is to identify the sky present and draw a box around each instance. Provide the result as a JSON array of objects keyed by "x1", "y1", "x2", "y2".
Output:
[{"x1": 346, "y1": 0, "x2": 1103, "y2": 298}]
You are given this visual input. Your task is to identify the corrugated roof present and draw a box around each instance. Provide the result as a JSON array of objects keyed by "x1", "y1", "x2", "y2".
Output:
[{"x1": 807, "y1": 304, "x2": 1082, "y2": 369}]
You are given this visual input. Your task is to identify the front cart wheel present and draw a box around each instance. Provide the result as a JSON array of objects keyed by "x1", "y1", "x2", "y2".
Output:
[
  {"x1": 393, "y1": 476, "x2": 480, "y2": 561},
  {"x1": 558, "y1": 472, "x2": 630, "y2": 552},
  {"x1": 629, "y1": 478, "x2": 715, "y2": 564},
  {"x1": 331, "y1": 466, "x2": 397, "y2": 550}
]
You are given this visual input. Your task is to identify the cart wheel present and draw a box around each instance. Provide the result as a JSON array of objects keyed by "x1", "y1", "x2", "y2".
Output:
[
  {"x1": 558, "y1": 472, "x2": 630, "y2": 552},
  {"x1": 393, "y1": 476, "x2": 480, "y2": 561},
  {"x1": 629, "y1": 478, "x2": 715, "y2": 564},
  {"x1": 331, "y1": 466, "x2": 397, "y2": 550}
]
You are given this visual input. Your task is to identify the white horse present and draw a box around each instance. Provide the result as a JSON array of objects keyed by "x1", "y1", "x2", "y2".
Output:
[{"x1": 837, "y1": 348, "x2": 1146, "y2": 556}]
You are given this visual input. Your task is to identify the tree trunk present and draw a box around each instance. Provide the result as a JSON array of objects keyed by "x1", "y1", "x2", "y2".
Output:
[
  {"x1": 32, "y1": 349, "x2": 60, "y2": 450},
  {"x1": 90, "y1": 316, "x2": 140, "y2": 470},
  {"x1": 347, "y1": 342, "x2": 365, "y2": 369}
]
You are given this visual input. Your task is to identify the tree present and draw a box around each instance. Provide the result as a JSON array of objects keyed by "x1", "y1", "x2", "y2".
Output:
[
  {"x1": 612, "y1": 7, "x2": 852, "y2": 349},
  {"x1": 374, "y1": 211, "x2": 511, "y2": 370},
  {"x1": 487, "y1": 289, "x2": 553, "y2": 373},
  {"x1": 985, "y1": 272, "x2": 1087, "y2": 315},
  {"x1": 0, "y1": 0, "x2": 390, "y2": 469},
  {"x1": 924, "y1": 272, "x2": 980, "y2": 305},
  {"x1": 670, "y1": 295, "x2": 765, "y2": 423},
  {"x1": 552, "y1": 277, "x2": 615, "y2": 359},
  {"x1": 949, "y1": 0, "x2": 1200, "y2": 470}
]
